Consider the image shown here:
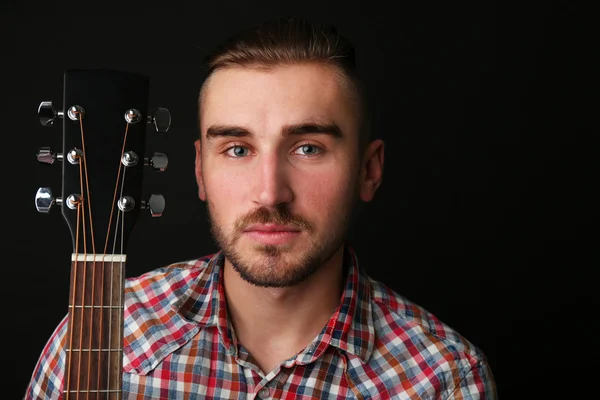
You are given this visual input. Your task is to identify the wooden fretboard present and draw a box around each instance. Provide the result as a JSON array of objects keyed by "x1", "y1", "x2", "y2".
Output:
[{"x1": 64, "y1": 254, "x2": 125, "y2": 400}]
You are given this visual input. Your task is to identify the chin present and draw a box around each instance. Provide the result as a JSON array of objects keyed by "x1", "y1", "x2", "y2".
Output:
[
  {"x1": 252, "y1": 243, "x2": 293, "y2": 256},
  {"x1": 226, "y1": 241, "x2": 324, "y2": 288}
]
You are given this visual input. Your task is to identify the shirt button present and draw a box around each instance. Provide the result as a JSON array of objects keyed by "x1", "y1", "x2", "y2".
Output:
[{"x1": 258, "y1": 387, "x2": 270, "y2": 398}]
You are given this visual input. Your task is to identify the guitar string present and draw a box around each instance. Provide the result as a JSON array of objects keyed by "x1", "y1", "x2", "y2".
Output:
[
  {"x1": 109, "y1": 165, "x2": 127, "y2": 398},
  {"x1": 118, "y1": 168, "x2": 127, "y2": 398},
  {"x1": 108, "y1": 121, "x2": 130, "y2": 398},
  {"x1": 118, "y1": 157, "x2": 127, "y2": 398},
  {"x1": 65, "y1": 200, "x2": 82, "y2": 400},
  {"x1": 64, "y1": 109, "x2": 130, "y2": 398},
  {"x1": 78, "y1": 115, "x2": 97, "y2": 400},
  {"x1": 100, "y1": 122, "x2": 129, "y2": 397},
  {"x1": 76, "y1": 154, "x2": 88, "y2": 398},
  {"x1": 79, "y1": 114, "x2": 96, "y2": 253},
  {"x1": 119, "y1": 206, "x2": 125, "y2": 399},
  {"x1": 104, "y1": 123, "x2": 128, "y2": 254},
  {"x1": 109, "y1": 203, "x2": 120, "y2": 398}
]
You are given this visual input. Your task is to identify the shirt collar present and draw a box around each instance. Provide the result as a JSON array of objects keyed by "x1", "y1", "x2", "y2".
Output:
[{"x1": 175, "y1": 243, "x2": 375, "y2": 363}]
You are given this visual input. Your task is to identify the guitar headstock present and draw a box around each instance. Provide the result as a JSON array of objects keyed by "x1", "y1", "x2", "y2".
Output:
[{"x1": 34, "y1": 69, "x2": 170, "y2": 255}]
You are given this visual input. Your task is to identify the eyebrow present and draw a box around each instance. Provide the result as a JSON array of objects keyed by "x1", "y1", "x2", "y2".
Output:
[{"x1": 205, "y1": 122, "x2": 343, "y2": 141}]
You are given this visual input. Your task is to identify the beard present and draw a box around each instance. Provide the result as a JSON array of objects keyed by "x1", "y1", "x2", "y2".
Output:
[{"x1": 206, "y1": 200, "x2": 356, "y2": 288}]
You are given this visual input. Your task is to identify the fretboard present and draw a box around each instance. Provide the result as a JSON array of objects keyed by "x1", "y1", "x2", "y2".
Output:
[{"x1": 64, "y1": 254, "x2": 126, "y2": 400}]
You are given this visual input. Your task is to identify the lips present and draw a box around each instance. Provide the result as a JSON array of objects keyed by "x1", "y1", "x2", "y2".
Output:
[
  {"x1": 243, "y1": 223, "x2": 301, "y2": 233},
  {"x1": 242, "y1": 224, "x2": 301, "y2": 245}
]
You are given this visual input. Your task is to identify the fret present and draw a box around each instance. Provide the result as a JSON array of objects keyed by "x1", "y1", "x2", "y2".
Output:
[
  {"x1": 63, "y1": 390, "x2": 122, "y2": 393},
  {"x1": 69, "y1": 305, "x2": 124, "y2": 309},
  {"x1": 66, "y1": 348, "x2": 123, "y2": 352}
]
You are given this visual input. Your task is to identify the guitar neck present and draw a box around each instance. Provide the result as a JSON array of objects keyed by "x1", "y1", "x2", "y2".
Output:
[
  {"x1": 64, "y1": 254, "x2": 126, "y2": 400},
  {"x1": 33, "y1": 68, "x2": 169, "y2": 399}
]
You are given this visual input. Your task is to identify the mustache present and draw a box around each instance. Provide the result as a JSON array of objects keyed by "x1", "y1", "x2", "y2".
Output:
[{"x1": 234, "y1": 206, "x2": 314, "y2": 233}]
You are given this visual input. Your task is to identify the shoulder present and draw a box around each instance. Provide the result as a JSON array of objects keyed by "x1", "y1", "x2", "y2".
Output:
[
  {"x1": 368, "y1": 276, "x2": 486, "y2": 361},
  {"x1": 122, "y1": 253, "x2": 217, "y2": 374},
  {"x1": 124, "y1": 253, "x2": 215, "y2": 306},
  {"x1": 363, "y1": 276, "x2": 496, "y2": 397}
]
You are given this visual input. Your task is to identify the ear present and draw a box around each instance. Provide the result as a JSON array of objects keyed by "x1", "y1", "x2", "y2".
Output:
[
  {"x1": 194, "y1": 139, "x2": 207, "y2": 201},
  {"x1": 358, "y1": 139, "x2": 384, "y2": 202}
]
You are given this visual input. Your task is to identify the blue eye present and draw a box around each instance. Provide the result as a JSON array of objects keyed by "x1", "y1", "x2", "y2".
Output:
[
  {"x1": 223, "y1": 143, "x2": 322, "y2": 159},
  {"x1": 226, "y1": 145, "x2": 249, "y2": 158},
  {"x1": 296, "y1": 144, "x2": 321, "y2": 156}
]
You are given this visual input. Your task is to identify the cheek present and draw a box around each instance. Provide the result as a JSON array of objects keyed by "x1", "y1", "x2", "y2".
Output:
[
  {"x1": 204, "y1": 169, "x2": 248, "y2": 221},
  {"x1": 300, "y1": 169, "x2": 356, "y2": 222}
]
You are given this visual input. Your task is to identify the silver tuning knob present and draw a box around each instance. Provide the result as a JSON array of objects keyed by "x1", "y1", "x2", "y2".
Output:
[
  {"x1": 35, "y1": 187, "x2": 62, "y2": 213},
  {"x1": 147, "y1": 107, "x2": 171, "y2": 133},
  {"x1": 38, "y1": 101, "x2": 64, "y2": 127},
  {"x1": 144, "y1": 152, "x2": 168, "y2": 171},
  {"x1": 141, "y1": 194, "x2": 165, "y2": 217},
  {"x1": 37, "y1": 147, "x2": 63, "y2": 164}
]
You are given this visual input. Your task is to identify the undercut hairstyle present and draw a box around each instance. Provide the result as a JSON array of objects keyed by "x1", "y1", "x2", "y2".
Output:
[{"x1": 198, "y1": 16, "x2": 371, "y2": 155}]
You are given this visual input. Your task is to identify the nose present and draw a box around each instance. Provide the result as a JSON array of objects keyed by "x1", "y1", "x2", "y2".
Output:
[{"x1": 253, "y1": 152, "x2": 294, "y2": 208}]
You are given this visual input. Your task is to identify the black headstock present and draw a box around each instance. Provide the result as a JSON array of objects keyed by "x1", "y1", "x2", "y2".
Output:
[{"x1": 35, "y1": 69, "x2": 170, "y2": 255}]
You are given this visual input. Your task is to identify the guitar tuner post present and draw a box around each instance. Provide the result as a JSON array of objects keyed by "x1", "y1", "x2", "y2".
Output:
[
  {"x1": 125, "y1": 108, "x2": 142, "y2": 124},
  {"x1": 67, "y1": 148, "x2": 83, "y2": 165},
  {"x1": 118, "y1": 196, "x2": 136, "y2": 212},
  {"x1": 65, "y1": 194, "x2": 81, "y2": 210},
  {"x1": 122, "y1": 151, "x2": 139, "y2": 167},
  {"x1": 67, "y1": 105, "x2": 85, "y2": 121}
]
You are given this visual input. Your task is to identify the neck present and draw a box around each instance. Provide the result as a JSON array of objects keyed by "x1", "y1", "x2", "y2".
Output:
[
  {"x1": 63, "y1": 253, "x2": 126, "y2": 399},
  {"x1": 223, "y1": 246, "x2": 345, "y2": 355}
]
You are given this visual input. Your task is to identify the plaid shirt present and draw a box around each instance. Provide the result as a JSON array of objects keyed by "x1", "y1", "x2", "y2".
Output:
[{"x1": 26, "y1": 245, "x2": 496, "y2": 399}]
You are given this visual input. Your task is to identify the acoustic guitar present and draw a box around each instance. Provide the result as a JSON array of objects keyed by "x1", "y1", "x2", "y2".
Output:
[{"x1": 34, "y1": 69, "x2": 170, "y2": 399}]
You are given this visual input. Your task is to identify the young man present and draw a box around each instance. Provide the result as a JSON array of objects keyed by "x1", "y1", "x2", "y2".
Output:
[{"x1": 26, "y1": 16, "x2": 496, "y2": 399}]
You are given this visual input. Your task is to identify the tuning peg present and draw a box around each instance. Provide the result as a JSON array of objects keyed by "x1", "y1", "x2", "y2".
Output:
[
  {"x1": 38, "y1": 101, "x2": 64, "y2": 127},
  {"x1": 144, "y1": 152, "x2": 168, "y2": 171},
  {"x1": 37, "y1": 147, "x2": 63, "y2": 164},
  {"x1": 147, "y1": 107, "x2": 171, "y2": 133},
  {"x1": 35, "y1": 187, "x2": 62, "y2": 213},
  {"x1": 141, "y1": 194, "x2": 165, "y2": 217}
]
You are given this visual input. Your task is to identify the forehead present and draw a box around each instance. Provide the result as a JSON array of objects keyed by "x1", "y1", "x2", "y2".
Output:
[{"x1": 199, "y1": 63, "x2": 357, "y2": 135}]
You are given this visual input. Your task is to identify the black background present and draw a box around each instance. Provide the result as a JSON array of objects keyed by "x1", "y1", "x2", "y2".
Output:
[{"x1": 2, "y1": 0, "x2": 595, "y2": 398}]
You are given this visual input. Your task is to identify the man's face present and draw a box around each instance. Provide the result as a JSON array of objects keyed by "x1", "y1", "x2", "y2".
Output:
[{"x1": 196, "y1": 63, "x2": 362, "y2": 288}]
